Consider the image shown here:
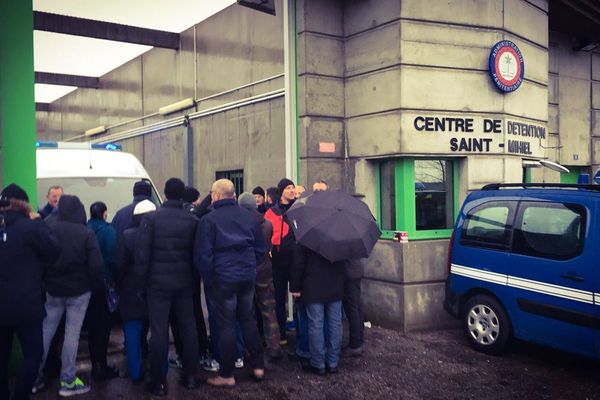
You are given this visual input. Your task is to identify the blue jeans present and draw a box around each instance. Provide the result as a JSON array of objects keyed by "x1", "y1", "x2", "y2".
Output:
[
  {"x1": 305, "y1": 301, "x2": 343, "y2": 370},
  {"x1": 204, "y1": 284, "x2": 243, "y2": 362},
  {"x1": 39, "y1": 292, "x2": 91, "y2": 383},
  {"x1": 123, "y1": 320, "x2": 144, "y2": 381}
]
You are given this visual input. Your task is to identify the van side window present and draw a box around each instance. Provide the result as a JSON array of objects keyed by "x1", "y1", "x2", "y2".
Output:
[
  {"x1": 460, "y1": 201, "x2": 515, "y2": 249},
  {"x1": 512, "y1": 202, "x2": 585, "y2": 260}
]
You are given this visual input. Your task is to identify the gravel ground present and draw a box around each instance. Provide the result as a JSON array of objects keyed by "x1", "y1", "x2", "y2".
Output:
[{"x1": 30, "y1": 324, "x2": 600, "y2": 400}]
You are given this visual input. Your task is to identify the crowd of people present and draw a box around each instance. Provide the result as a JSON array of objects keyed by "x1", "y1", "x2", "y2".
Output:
[{"x1": 0, "y1": 175, "x2": 365, "y2": 399}]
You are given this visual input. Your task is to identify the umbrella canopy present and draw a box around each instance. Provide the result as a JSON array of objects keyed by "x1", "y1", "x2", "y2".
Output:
[{"x1": 287, "y1": 190, "x2": 381, "y2": 262}]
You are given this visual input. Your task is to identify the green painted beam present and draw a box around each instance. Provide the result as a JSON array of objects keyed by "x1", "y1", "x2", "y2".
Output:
[{"x1": 0, "y1": 0, "x2": 37, "y2": 206}]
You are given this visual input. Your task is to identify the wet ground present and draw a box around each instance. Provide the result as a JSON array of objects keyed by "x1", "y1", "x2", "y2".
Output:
[{"x1": 30, "y1": 324, "x2": 600, "y2": 400}]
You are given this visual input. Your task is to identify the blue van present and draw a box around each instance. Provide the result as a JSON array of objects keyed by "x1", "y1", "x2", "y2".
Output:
[{"x1": 444, "y1": 183, "x2": 600, "y2": 357}]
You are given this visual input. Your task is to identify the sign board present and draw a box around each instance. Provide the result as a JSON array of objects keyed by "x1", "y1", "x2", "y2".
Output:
[
  {"x1": 401, "y1": 112, "x2": 546, "y2": 158},
  {"x1": 489, "y1": 40, "x2": 524, "y2": 93}
]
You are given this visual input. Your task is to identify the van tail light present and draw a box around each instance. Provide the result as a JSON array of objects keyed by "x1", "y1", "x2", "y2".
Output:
[{"x1": 447, "y1": 230, "x2": 455, "y2": 276}]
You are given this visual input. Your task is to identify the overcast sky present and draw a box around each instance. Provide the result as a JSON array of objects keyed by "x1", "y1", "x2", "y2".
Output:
[{"x1": 33, "y1": 0, "x2": 236, "y2": 103}]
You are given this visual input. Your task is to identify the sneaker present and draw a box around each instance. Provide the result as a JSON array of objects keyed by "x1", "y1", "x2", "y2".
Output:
[
  {"x1": 58, "y1": 377, "x2": 90, "y2": 397},
  {"x1": 31, "y1": 376, "x2": 45, "y2": 394},
  {"x1": 203, "y1": 359, "x2": 220, "y2": 372},
  {"x1": 235, "y1": 358, "x2": 244, "y2": 369},
  {"x1": 168, "y1": 355, "x2": 183, "y2": 369}
]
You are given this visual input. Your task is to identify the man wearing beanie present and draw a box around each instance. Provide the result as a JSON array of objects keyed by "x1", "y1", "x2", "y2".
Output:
[
  {"x1": 0, "y1": 184, "x2": 60, "y2": 400},
  {"x1": 136, "y1": 178, "x2": 199, "y2": 395},
  {"x1": 264, "y1": 178, "x2": 297, "y2": 344},
  {"x1": 251, "y1": 186, "x2": 267, "y2": 214},
  {"x1": 112, "y1": 180, "x2": 153, "y2": 235}
]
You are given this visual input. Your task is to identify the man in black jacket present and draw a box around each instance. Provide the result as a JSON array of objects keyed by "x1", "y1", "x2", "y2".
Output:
[
  {"x1": 0, "y1": 184, "x2": 60, "y2": 400},
  {"x1": 136, "y1": 178, "x2": 199, "y2": 395},
  {"x1": 111, "y1": 180, "x2": 153, "y2": 235},
  {"x1": 37, "y1": 195, "x2": 104, "y2": 397}
]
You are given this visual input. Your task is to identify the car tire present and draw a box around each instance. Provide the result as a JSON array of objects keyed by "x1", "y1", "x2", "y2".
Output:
[{"x1": 463, "y1": 295, "x2": 511, "y2": 355}]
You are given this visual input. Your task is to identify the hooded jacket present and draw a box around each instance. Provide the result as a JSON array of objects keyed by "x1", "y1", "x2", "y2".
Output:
[
  {"x1": 264, "y1": 202, "x2": 296, "y2": 266},
  {"x1": 0, "y1": 199, "x2": 61, "y2": 324},
  {"x1": 45, "y1": 195, "x2": 104, "y2": 297},
  {"x1": 115, "y1": 213, "x2": 148, "y2": 321}
]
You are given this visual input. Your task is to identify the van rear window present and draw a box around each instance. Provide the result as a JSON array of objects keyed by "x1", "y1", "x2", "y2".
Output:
[
  {"x1": 512, "y1": 202, "x2": 585, "y2": 260},
  {"x1": 461, "y1": 201, "x2": 516, "y2": 249}
]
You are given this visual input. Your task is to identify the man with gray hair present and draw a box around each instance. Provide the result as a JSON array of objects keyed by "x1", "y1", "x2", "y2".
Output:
[{"x1": 195, "y1": 180, "x2": 266, "y2": 387}]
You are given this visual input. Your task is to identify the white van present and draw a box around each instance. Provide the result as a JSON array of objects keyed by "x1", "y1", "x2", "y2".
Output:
[{"x1": 36, "y1": 141, "x2": 161, "y2": 221}]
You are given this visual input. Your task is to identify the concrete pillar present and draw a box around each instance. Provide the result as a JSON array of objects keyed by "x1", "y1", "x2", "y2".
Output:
[{"x1": 0, "y1": 0, "x2": 37, "y2": 203}]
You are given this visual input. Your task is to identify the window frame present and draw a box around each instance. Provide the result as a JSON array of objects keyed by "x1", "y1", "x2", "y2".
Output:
[
  {"x1": 376, "y1": 158, "x2": 459, "y2": 241},
  {"x1": 215, "y1": 169, "x2": 244, "y2": 196},
  {"x1": 459, "y1": 200, "x2": 518, "y2": 251}
]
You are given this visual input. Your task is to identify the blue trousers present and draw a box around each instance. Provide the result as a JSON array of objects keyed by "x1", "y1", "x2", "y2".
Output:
[
  {"x1": 294, "y1": 301, "x2": 310, "y2": 358},
  {"x1": 305, "y1": 301, "x2": 343, "y2": 370},
  {"x1": 204, "y1": 284, "x2": 243, "y2": 362},
  {"x1": 123, "y1": 320, "x2": 147, "y2": 381}
]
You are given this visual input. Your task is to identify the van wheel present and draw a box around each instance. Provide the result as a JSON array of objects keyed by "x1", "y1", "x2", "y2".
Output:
[{"x1": 463, "y1": 295, "x2": 511, "y2": 355}]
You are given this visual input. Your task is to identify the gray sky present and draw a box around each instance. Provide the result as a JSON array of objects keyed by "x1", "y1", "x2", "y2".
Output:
[{"x1": 33, "y1": 0, "x2": 236, "y2": 103}]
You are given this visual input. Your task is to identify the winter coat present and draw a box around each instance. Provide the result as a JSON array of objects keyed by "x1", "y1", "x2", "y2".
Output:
[
  {"x1": 135, "y1": 200, "x2": 198, "y2": 292},
  {"x1": 111, "y1": 195, "x2": 152, "y2": 235},
  {"x1": 256, "y1": 211, "x2": 273, "y2": 286},
  {"x1": 290, "y1": 245, "x2": 346, "y2": 304},
  {"x1": 264, "y1": 202, "x2": 296, "y2": 267},
  {"x1": 192, "y1": 194, "x2": 212, "y2": 220},
  {"x1": 45, "y1": 195, "x2": 104, "y2": 297},
  {"x1": 87, "y1": 218, "x2": 117, "y2": 285},
  {"x1": 38, "y1": 202, "x2": 55, "y2": 219},
  {"x1": 0, "y1": 200, "x2": 60, "y2": 325},
  {"x1": 115, "y1": 214, "x2": 147, "y2": 321},
  {"x1": 345, "y1": 259, "x2": 364, "y2": 279},
  {"x1": 195, "y1": 198, "x2": 266, "y2": 286}
]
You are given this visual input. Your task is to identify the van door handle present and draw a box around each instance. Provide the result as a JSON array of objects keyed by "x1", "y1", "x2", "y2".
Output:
[{"x1": 561, "y1": 273, "x2": 584, "y2": 282}]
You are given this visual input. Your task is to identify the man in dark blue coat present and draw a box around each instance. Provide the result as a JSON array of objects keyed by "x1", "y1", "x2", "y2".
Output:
[
  {"x1": 0, "y1": 184, "x2": 60, "y2": 400},
  {"x1": 111, "y1": 180, "x2": 153, "y2": 235},
  {"x1": 195, "y1": 179, "x2": 266, "y2": 388}
]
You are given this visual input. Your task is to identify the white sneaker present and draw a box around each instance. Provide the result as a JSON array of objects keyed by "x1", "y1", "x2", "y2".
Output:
[
  {"x1": 203, "y1": 359, "x2": 220, "y2": 372},
  {"x1": 31, "y1": 376, "x2": 45, "y2": 394},
  {"x1": 235, "y1": 358, "x2": 244, "y2": 369},
  {"x1": 58, "y1": 377, "x2": 90, "y2": 397}
]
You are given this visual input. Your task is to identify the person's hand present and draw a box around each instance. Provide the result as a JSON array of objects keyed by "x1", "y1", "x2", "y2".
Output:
[
  {"x1": 291, "y1": 292, "x2": 301, "y2": 298},
  {"x1": 29, "y1": 212, "x2": 41, "y2": 220}
]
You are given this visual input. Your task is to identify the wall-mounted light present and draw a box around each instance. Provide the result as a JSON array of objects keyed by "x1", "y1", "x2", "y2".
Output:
[
  {"x1": 84, "y1": 125, "x2": 106, "y2": 137},
  {"x1": 158, "y1": 97, "x2": 196, "y2": 115}
]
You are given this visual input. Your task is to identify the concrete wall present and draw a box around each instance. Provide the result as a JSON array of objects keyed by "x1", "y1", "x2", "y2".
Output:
[{"x1": 36, "y1": 1, "x2": 285, "y2": 195}]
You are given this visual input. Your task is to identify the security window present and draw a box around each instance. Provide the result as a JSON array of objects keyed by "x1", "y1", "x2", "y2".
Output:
[
  {"x1": 512, "y1": 202, "x2": 585, "y2": 260},
  {"x1": 216, "y1": 169, "x2": 244, "y2": 196},
  {"x1": 376, "y1": 158, "x2": 458, "y2": 240},
  {"x1": 461, "y1": 201, "x2": 516, "y2": 249}
]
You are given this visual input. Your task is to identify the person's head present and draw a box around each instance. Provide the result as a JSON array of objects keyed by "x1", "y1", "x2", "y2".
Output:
[
  {"x1": 164, "y1": 178, "x2": 185, "y2": 201},
  {"x1": 132, "y1": 199, "x2": 156, "y2": 227},
  {"x1": 133, "y1": 180, "x2": 152, "y2": 198},
  {"x1": 46, "y1": 186, "x2": 63, "y2": 208},
  {"x1": 2, "y1": 184, "x2": 29, "y2": 203},
  {"x1": 277, "y1": 178, "x2": 296, "y2": 205},
  {"x1": 210, "y1": 179, "x2": 235, "y2": 203},
  {"x1": 266, "y1": 187, "x2": 279, "y2": 206},
  {"x1": 238, "y1": 192, "x2": 257, "y2": 212},
  {"x1": 252, "y1": 186, "x2": 265, "y2": 206},
  {"x1": 295, "y1": 185, "x2": 306, "y2": 198},
  {"x1": 183, "y1": 186, "x2": 200, "y2": 205},
  {"x1": 313, "y1": 180, "x2": 328, "y2": 192},
  {"x1": 90, "y1": 201, "x2": 108, "y2": 220}
]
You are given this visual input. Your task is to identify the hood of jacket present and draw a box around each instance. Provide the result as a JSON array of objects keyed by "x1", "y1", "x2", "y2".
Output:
[
  {"x1": 0, "y1": 199, "x2": 32, "y2": 225},
  {"x1": 57, "y1": 195, "x2": 86, "y2": 224},
  {"x1": 87, "y1": 217, "x2": 109, "y2": 233}
]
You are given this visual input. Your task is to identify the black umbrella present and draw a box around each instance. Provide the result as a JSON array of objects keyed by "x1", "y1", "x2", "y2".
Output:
[{"x1": 287, "y1": 190, "x2": 381, "y2": 262}]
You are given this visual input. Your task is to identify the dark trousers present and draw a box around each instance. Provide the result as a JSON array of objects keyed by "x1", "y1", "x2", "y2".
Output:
[
  {"x1": 170, "y1": 279, "x2": 208, "y2": 357},
  {"x1": 343, "y1": 277, "x2": 364, "y2": 349},
  {"x1": 272, "y1": 264, "x2": 290, "y2": 340},
  {"x1": 0, "y1": 322, "x2": 43, "y2": 400},
  {"x1": 212, "y1": 280, "x2": 264, "y2": 379},
  {"x1": 148, "y1": 288, "x2": 198, "y2": 382},
  {"x1": 87, "y1": 290, "x2": 112, "y2": 368}
]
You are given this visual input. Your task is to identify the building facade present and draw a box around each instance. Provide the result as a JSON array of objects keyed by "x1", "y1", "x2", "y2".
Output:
[{"x1": 36, "y1": 0, "x2": 600, "y2": 331}]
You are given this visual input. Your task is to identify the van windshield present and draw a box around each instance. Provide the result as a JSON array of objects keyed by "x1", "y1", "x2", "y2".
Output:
[{"x1": 37, "y1": 177, "x2": 161, "y2": 222}]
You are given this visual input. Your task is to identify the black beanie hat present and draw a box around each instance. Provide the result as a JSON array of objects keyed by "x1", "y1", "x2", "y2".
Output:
[
  {"x1": 164, "y1": 178, "x2": 185, "y2": 200},
  {"x1": 277, "y1": 178, "x2": 295, "y2": 195},
  {"x1": 252, "y1": 186, "x2": 265, "y2": 197},
  {"x1": 1, "y1": 183, "x2": 29, "y2": 202},
  {"x1": 133, "y1": 180, "x2": 152, "y2": 197},
  {"x1": 183, "y1": 186, "x2": 200, "y2": 203}
]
